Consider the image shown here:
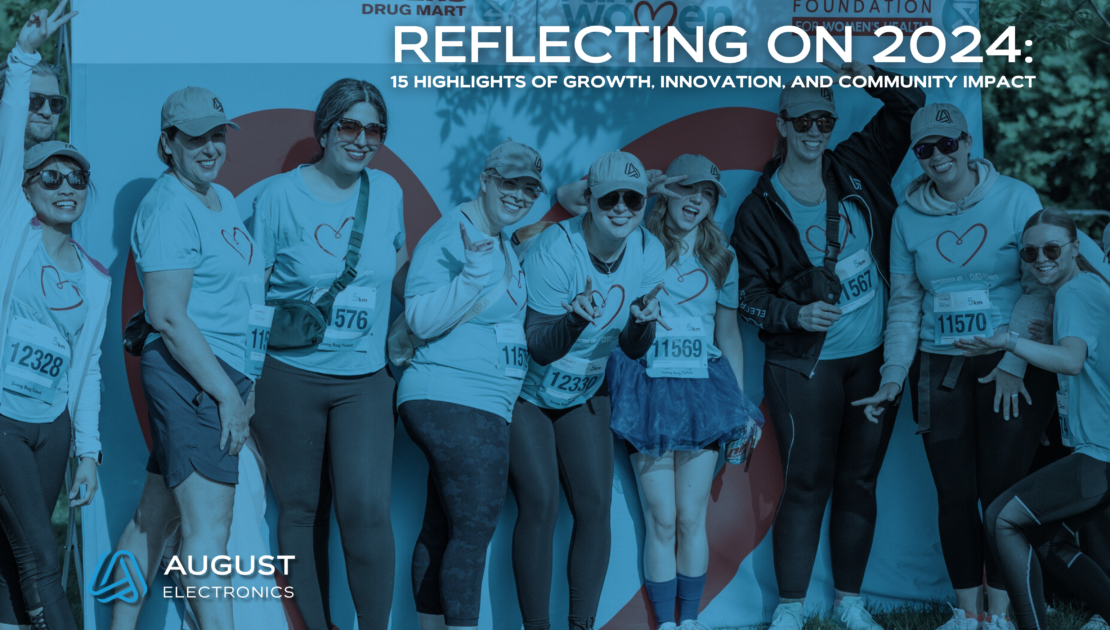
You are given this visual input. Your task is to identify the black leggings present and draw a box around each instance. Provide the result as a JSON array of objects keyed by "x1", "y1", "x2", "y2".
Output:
[
  {"x1": 399, "y1": 399, "x2": 510, "y2": 627},
  {"x1": 252, "y1": 357, "x2": 397, "y2": 630},
  {"x1": 509, "y1": 396, "x2": 615, "y2": 630},
  {"x1": 910, "y1": 351, "x2": 1058, "y2": 590},
  {"x1": 763, "y1": 346, "x2": 897, "y2": 599},
  {"x1": 0, "y1": 410, "x2": 75, "y2": 629},
  {"x1": 985, "y1": 452, "x2": 1110, "y2": 630}
]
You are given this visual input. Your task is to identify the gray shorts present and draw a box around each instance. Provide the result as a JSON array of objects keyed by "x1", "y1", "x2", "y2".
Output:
[{"x1": 141, "y1": 338, "x2": 252, "y2": 489}]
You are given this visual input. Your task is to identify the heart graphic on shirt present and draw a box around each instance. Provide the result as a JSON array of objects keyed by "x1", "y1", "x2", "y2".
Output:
[
  {"x1": 314, "y1": 217, "x2": 355, "y2": 259},
  {"x1": 804, "y1": 213, "x2": 854, "y2": 252},
  {"x1": 506, "y1": 270, "x2": 527, "y2": 310},
  {"x1": 936, "y1": 223, "x2": 988, "y2": 268},
  {"x1": 674, "y1": 268, "x2": 709, "y2": 305},
  {"x1": 221, "y1": 227, "x2": 254, "y2": 264},
  {"x1": 40, "y1": 265, "x2": 84, "y2": 311},
  {"x1": 634, "y1": 1, "x2": 677, "y2": 34},
  {"x1": 590, "y1": 284, "x2": 626, "y2": 329}
]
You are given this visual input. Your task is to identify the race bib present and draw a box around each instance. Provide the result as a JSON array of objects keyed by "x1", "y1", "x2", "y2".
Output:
[
  {"x1": 934, "y1": 290, "x2": 993, "y2": 345},
  {"x1": 2, "y1": 317, "x2": 70, "y2": 403},
  {"x1": 646, "y1": 316, "x2": 708, "y2": 379},
  {"x1": 538, "y1": 355, "x2": 607, "y2": 408},
  {"x1": 1057, "y1": 390, "x2": 1072, "y2": 448},
  {"x1": 496, "y1": 322, "x2": 528, "y2": 379},
  {"x1": 316, "y1": 285, "x2": 376, "y2": 352},
  {"x1": 835, "y1": 249, "x2": 877, "y2": 314},
  {"x1": 245, "y1": 305, "x2": 274, "y2": 379}
]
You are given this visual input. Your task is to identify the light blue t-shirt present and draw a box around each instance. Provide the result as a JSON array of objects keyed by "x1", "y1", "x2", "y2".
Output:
[
  {"x1": 890, "y1": 176, "x2": 1039, "y2": 355},
  {"x1": 771, "y1": 171, "x2": 885, "y2": 360},
  {"x1": 253, "y1": 166, "x2": 405, "y2": 376},
  {"x1": 397, "y1": 205, "x2": 527, "y2": 421},
  {"x1": 657, "y1": 247, "x2": 740, "y2": 361},
  {"x1": 131, "y1": 174, "x2": 268, "y2": 379},
  {"x1": 1054, "y1": 272, "x2": 1110, "y2": 463},
  {"x1": 1, "y1": 243, "x2": 87, "y2": 423},
  {"x1": 519, "y1": 216, "x2": 667, "y2": 408}
]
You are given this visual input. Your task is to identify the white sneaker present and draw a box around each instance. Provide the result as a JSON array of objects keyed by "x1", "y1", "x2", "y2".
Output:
[
  {"x1": 770, "y1": 602, "x2": 805, "y2": 630},
  {"x1": 833, "y1": 596, "x2": 882, "y2": 630},
  {"x1": 936, "y1": 606, "x2": 979, "y2": 630},
  {"x1": 677, "y1": 620, "x2": 712, "y2": 630},
  {"x1": 1082, "y1": 615, "x2": 1109, "y2": 630},
  {"x1": 982, "y1": 614, "x2": 1015, "y2": 630},
  {"x1": 658, "y1": 623, "x2": 678, "y2": 630}
]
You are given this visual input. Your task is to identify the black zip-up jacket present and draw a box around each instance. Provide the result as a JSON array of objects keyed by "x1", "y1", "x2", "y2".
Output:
[{"x1": 730, "y1": 68, "x2": 926, "y2": 376}]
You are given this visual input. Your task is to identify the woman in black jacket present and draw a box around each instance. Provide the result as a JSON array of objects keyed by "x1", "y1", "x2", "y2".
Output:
[{"x1": 729, "y1": 61, "x2": 924, "y2": 630}]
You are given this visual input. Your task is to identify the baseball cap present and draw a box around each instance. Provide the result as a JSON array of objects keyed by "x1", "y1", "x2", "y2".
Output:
[
  {"x1": 587, "y1": 151, "x2": 647, "y2": 198},
  {"x1": 484, "y1": 139, "x2": 546, "y2": 193},
  {"x1": 910, "y1": 103, "x2": 969, "y2": 147},
  {"x1": 24, "y1": 141, "x2": 90, "y2": 171},
  {"x1": 665, "y1": 154, "x2": 727, "y2": 198},
  {"x1": 779, "y1": 86, "x2": 837, "y2": 118},
  {"x1": 161, "y1": 87, "x2": 241, "y2": 137}
]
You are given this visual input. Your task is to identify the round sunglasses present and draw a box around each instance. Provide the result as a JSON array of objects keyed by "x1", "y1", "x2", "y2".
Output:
[
  {"x1": 29, "y1": 169, "x2": 90, "y2": 191},
  {"x1": 783, "y1": 116, "x2": 837, "y2": 134},
  {"x1": 490, "y1": 174, "x2": 541, "y2": 202},
  {"x1": 1019, "y1": 240, "x2": 1074, "y2": 263},
  {"x1": 334, "y1": 118, "x2": 387, "y2": 145},
  {"x1": 596, "y1": 190, "x2": 645, "y2": 211},
  {"x1": 913, "y1": 134, "x2": 966, "y2": 160},
  {"x1": 29, "y1": 93, "x2": 66, "y2": 115}
]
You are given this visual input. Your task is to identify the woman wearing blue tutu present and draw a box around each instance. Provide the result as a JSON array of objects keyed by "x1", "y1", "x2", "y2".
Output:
[{"x1": 607, "y1": 155, "x2": 763, "y2": 630}]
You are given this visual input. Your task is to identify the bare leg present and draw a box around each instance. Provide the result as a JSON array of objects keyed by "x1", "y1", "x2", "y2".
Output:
[{"x1": 172, "y1": 473, "x2": 236, "y2": 630}]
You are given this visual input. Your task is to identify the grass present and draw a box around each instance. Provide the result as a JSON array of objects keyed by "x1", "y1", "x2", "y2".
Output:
[{"x1": 721, "y1": 601, "x2": 1100, "y2": 630}]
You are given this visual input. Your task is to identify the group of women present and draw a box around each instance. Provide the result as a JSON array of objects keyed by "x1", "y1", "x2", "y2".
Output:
[{"x1": 2, "y1": 4, "x2": 1110, "y2": 630}]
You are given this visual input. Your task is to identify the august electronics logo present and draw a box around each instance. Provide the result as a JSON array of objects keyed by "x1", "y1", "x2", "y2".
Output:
[{"x1": 89, "y1": 552, "x2": 296, "y2": 603}]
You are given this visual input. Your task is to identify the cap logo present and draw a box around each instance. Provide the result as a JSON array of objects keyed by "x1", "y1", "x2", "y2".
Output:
[
  {"x1": 534, "y1": 156, "x2": 543, "y2": 172},
  {"x1": 710, "y1": 165, "x2": 720, "y2": 180},
  {"x1": 936, "y1": 109, "x2": 952, "y2": 123},
  {"x1": 212, "y1": 97, "x2": 225, "y2": 113},
  {"x1": 820, "y1": 88, "x2": 832, "y2": 101},
  {"x1": 624, "y1": 163, "x2": 641, "y2": 178}
]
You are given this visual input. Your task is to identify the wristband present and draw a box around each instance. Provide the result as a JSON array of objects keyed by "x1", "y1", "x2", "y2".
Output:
[{"x1": 1006, "y1": 331, "x2": 1020, "y2": 353}]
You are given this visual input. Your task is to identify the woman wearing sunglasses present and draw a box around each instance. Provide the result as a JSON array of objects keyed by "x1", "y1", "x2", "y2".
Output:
[
  {"x1": 854, "y1": 103, "x2": 1064, "y2": 630},
  {"x1": 397, "y1": 139, "x2": 542, "y2": 630},
  {"x1": 247, "y1": 78, "x2": 403, "y2": 630},
  {"x1": 730, "y1": 61, "x2": 925, "y2": 630},
  {"x1": 953, "y1": 208, "x2": 1110, "y2": 630},
  {"x1": 0, "y1": 6, "x2": 102, "y2": 630},
  {"x1": 605, "y1": 154, "x2": 764, "y2": 630},
  {"x1": 510, "y1": 150, "x2": 667, "y2": 630}
]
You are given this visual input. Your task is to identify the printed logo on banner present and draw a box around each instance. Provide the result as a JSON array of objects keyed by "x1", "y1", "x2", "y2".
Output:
[
  {"x1": 790, "y1": 0, "x2": 935, "y2": 36},
  {"x1": 90, "y1": 551, "x2": 148, "y2": 604},
  {"x1": 942, "y1": 0, "x2": 979, "y2": 30},
  {"x1": 563, "y1": 0, "x2": 733, "y2": 36},
  {"x1": 633, "y1": 1, "x2": 678, "y2": 31},
  {"x1": 477, "y1": 0, "x2": 512, "y2": 21},
  {"x1": 362, "y1": 0, "x2": 469, "y2": 18}
]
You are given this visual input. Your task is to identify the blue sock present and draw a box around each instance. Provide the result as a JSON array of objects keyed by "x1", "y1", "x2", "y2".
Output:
[
  {"x1": 645, "y1": 578, "x2": 677, "y2": 628},
  {"x1": 676, "y1": 573, "x2": 707, "y2": 622}
]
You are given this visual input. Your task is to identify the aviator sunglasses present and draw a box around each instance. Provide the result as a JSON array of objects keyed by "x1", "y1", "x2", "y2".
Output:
[
  {"x1": 913, "y1": 134, "x2": 965, "y2": 160},
  {"x1": 596, "y1": 190, "x2": 645, "y2": 211},
  {"x1": 29, "y1": 169, "x2": 90, "y2": 191},
  {"x1": 783, "y1": 116, "x2": 837, "y2": 134},
  {"x1": 334, "y1": 118, "x2": 387, "y2": 144},
  {"x1": 490, "y1": 174, "x2": 541, "y2": 202},
  {"x1": 29, "y1": 93, "x2": 67, "y2": 115},
  {"x1": 1019, "y1": 240, "x2": 1075, "y2": 263}
]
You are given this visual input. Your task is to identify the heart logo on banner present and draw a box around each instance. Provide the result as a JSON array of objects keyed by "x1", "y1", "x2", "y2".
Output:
[
  {"x1": 590, "y1": 284, "x2": 626, "y2": 329},
  {"x1": 40, "y1": 265, "x2": 84, "y2": 311},
  {"x1": 507, "y1": 270, "x2": 527, "y2": 309},
  {"x1": 634, "y1": 1, "x2": 677, "y2": 32},
  {"x1": 221, "y1": 227, "x2": 254, "y2": 264},
  {"x1": 675, "y1": 268, "x2": 709, "y2": 305},
  {"x1": 314, "y1": 217, "x2": 355, "y2": 258},
  {"x1": 936, "y1": 223, "x2": 988, "y2": 267},
  {"x1": 804, "y1": 213, "x2": 853, "y2": 252}
]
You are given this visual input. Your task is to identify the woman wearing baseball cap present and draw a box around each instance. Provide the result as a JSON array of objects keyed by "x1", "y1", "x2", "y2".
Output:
[
  {"x1": 247, "y1": 78, "x2": 403, "y2": 630},
  {"x1": 730, "y1": 61, "x2": 925, "y2": 630},
  {"x1": 854, "y1": 103, "x2": 1110, "y2": 630},
  {"x1": 0, "y1": 5, "x2": 103, "y2": 630},
  {"x1": 109, "y1": 84, "x2": 266, "y2": 629},
  {"x1": 605, "y1": 154, "x2": 764, "y2": 630},
  {"x1": 396, "y1": 138, "x2": 542, "y2": 630},
  {"x1": 509, "y1": 150, "x2": 667, "y2": 630}
]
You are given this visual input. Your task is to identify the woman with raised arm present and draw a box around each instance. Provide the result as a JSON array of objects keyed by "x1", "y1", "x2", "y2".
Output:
[{"x1": 0, "y1": 5, "x2": 103, "y2": 630}]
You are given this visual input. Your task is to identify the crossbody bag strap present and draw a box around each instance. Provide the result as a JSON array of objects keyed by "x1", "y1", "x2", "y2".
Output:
[
  {"x1": 315, "y1": 170, "x2": 370, "y2": 311},
  {"x1": 823, "y1": 185, "x2": 841, "y2": 273}
]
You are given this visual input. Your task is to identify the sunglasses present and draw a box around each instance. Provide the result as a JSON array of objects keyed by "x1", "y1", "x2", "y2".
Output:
[
  {"x1": 1019, "y1": 240, "x2": 1074, "y2": 263},
  {"x1": 913, "y1": 134, "x2": 964, "y2": 160},
  {"x1": 334, "y1": 118, "x2": 386, "y2": 145},
  {"x1": 29, "y1": 169, "x2": 91, "y2": 191},
  {"x1": 596, "y1": 190, "x2": 645, "y2": 212},
  {"x1": 29, "y1": 93, "x2": 66, "y2": 115},
  {"x1": 491, "y1": 174, "x2": 541, "y2": 202},
  {"x1": 783, "y1": 116, "x2": 837, "y2": 134}
]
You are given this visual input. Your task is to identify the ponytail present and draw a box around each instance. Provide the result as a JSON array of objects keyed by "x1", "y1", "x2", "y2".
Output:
[{"x1": 1077, "y1": 254, "x2": 1110, "y2": 288}]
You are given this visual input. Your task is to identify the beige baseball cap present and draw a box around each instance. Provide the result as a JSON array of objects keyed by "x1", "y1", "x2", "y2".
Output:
[
  {"x1": 911, "y1": 103, "x2": 969, "y2": 147},
  {"x1": 24, "y1": 141, "x2": 90, "y2": 171},
  {"x1": 665, "y1": 154, "x2": 726, "y2": 198},
  {"x1": 587, "y1": 151, "x2": 647, "y2": 198},
  {"x1": 484, "y1": 139, "x2": 546, "y2": 192},
  {"x1": 161, "y1": 86, "x2": 241, "y2": 136},
  {"x1": 779, "y1": 86, "x2": 837, "y2": 118}
]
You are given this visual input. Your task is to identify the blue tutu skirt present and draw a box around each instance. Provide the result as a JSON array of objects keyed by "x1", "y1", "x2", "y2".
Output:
[{"x1": 606, "y1": 348, "x2": 765, "y2": 457}]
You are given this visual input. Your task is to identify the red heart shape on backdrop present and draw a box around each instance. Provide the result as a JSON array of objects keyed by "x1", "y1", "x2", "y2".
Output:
[
  {"x1": 590, "y1": 284, "x2": 626, "y2": 329},
  {"x1": 634, "y1": 1, "x2": 677, "y2": 31},
  {"x1": 40, "y1": 265, "x2": 84, "y2": 311},
  {"x1": 936, "y1": 223, "x2": 988, "y2": 267},
  {"x1": 675, "y1": 268, "x2": 709, "y2": 305},
  {"x1": 314, "y1": 217, "x2": 355, "y2": 259},
  {"x1": 804, "y1": 213, "x2": 853, "y2": 253},
  {"x1": 221, "y1": 227, "x2": 254, "y2": 264}
]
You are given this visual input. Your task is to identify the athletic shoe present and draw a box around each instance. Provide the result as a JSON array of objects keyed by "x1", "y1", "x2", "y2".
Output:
[
  {"x1": 1082, "y1": 615, "x2": 1109, "y2": 630},
  {"x1": 936, "y1": 606, "x2": 979, "y2": 630},
  {"x1": 833, "y1": 596, "x2": 883, "y2": 630},
  {"x1": 770, "y1": 602, "x2": 805, "y2": 630},
  {"x1": 982, "y1": 614, "x2": 1015, "y2": 630},
  {"x1": 677, "y1": 620, "x2": 712, "y2": 630},
  {"x1": 659, "y1": 622, "x2": 678, "y2": 630}
]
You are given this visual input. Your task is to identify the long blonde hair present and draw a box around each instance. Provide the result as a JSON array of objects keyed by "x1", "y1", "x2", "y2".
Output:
[{"x1": 646, "y1": 196, "x2": 733, "y2": 289}]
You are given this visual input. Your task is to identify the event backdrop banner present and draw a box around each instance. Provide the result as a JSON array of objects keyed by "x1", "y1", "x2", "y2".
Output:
[{"x1": 69, "y1": 1, "x2": 984, "y2": 629}]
